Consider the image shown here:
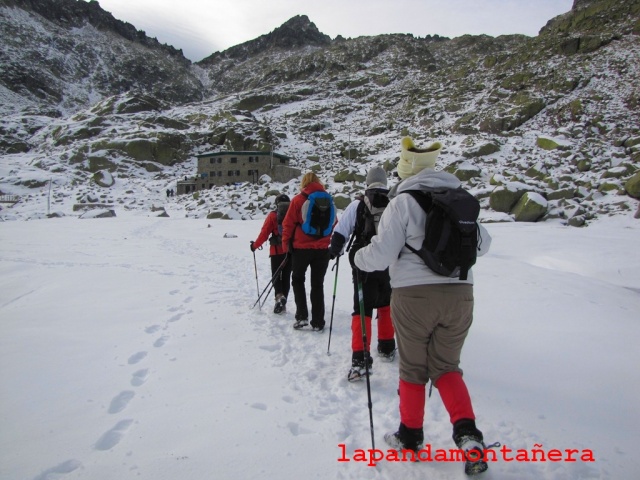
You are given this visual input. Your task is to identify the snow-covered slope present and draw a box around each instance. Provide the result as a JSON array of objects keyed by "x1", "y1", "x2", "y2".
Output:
[{"x1": 1, "y1": 213, "x2": 638, "y2": 479}]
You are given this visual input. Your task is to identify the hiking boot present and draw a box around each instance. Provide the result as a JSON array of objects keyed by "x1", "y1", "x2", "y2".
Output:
[
  {"x1": 377, "y1": 349, "x2": 396, "y2": 361},
  {"x1": 273, "y1": 294, "x2": 286, "y2": 314},
  {"x1": 310, "y1": 320, "x2": 325, "y2": 332},
  {"x1": 453, "y1": 419, "x2": 488, "y2": 475},
  {"x1": 293, "y1": 315, "x2": 308, "y2": 329},
  {"x1": 377, "y1": 339, "x2": 396, "y2": 361},
  {"x1": 384, "y1": 423, "x2": 424, "y2": 454},
  {"x1": 347, "y1": 352, "x2": 372, "y2": 382}
]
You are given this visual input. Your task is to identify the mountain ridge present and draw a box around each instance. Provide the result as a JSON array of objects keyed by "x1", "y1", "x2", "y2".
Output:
[{"x1": 0, "y1": 0, "x2": 639, "y2": 225}]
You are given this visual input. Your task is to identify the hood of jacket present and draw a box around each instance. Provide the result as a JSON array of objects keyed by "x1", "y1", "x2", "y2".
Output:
[
  {"x1": 301, "y1": 181, "x2": 326, "y2": 196},
  {"x1": 389, "y1": 168, "x2": 461, "y2": 199}
]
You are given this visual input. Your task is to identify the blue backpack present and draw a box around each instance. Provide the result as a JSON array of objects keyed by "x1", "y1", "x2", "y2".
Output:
[{"x1": 300, "y1": 191, "x2": 335, "y2": 238}]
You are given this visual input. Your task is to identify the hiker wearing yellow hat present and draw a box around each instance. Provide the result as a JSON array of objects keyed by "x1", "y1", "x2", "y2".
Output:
[{"x1": 355, "y1": 136, "x2": 493, "y2": 475}]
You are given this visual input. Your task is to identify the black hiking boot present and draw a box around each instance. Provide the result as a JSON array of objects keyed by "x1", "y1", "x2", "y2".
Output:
[
  {"x1": 273, "y1": 294, "x2": 286, "y2": 314},
  {"x1": 377, "y1": 339, "x2": 396, "y2": 362},
  {"x1": 453, "y1": 419, "x2": 488, "y2": 475},
  {"x1": 293, "y1": 314, "x2": 308, "y2": 329},
  {"x1": 384, "y1": 423, "x2": 424, "y2": 456},
  {"x1": 310, "y1": 320, "x2": 325, "y2": 332},
  {"x1": 347, "y1": 351, "x2": 373, "y2": 382}
]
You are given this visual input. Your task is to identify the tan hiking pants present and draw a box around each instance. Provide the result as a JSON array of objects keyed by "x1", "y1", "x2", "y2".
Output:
[{"x1": 391, "y1": 284, "x2": 474, "y2": 385}]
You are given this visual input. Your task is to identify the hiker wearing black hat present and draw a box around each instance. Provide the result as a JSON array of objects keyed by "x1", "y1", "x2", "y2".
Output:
[{"x1": 250, "y1": 194, "x2": 292, "y2": 314}]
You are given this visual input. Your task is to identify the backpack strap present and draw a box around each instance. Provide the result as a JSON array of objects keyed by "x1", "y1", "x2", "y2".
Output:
[
  {"x1": 401, "y1": 190, "x2": 432, "y2": 255},
  {"x1": 346, "y1": 196, "x2": 366, "y2": 253}
]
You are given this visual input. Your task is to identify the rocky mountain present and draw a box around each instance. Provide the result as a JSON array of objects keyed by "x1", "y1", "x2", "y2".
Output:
[
  {"x1": 0, "y1": 0, "x2": 203, "y2": 117},
  {"x1": 0, "y1": 0, "x2": 639, "y2": 224}
]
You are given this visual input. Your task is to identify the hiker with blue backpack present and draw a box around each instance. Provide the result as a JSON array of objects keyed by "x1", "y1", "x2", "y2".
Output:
[
  {"x1": 250, "y1": 194, "x2": 292, "y2": 314},
  {"x1": 354, "y1": 137, "x2": 494, "y2": 476},
  {"x1": 281, "y1": 172, "x2": 336, "y2": 331},
  {"x1": 328, "y1": 166, "x2": 397, "y2": 382}
]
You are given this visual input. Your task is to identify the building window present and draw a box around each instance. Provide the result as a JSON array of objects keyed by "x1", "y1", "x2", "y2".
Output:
[
  {"x1": 217, "y1": 158, "x2": 222, "y2": 163},
  {"x1": 230, "y1": 157, "x2": 238, "y2": 163},
  {"x1": 235, "y1": 170, "x2": 240, "y2": 176},
  {"x1": 228, "y1": 171, "x2": 234, "y2": 176},
  {"x1": 217, "y1": 171, "x2": 222, "y2": 177}
]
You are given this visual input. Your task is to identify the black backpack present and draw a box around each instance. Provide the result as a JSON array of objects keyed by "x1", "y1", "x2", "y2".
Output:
[
  {"x1": 402, "y1": 187, "x2": 480, "y2": 281},
  {"x1": 269, "y1": 201, "x2": 290, "y2": 246},
  {"x1": 351, "y1": 189, "x2": 390, "y2": 249}
]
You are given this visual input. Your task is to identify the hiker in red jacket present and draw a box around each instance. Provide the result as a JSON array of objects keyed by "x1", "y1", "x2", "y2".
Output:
[
  {"x1": 251, "y1": 194, "x2": 292, "y2": 314},
  {"x1": 281, "y1": 172, "x2": 335, "y2": 331}
]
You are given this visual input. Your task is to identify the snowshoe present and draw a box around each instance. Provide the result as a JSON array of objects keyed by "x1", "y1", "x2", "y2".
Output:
[
  {"x1": 384, "y1": 423, "x2": 424, "y2": 456},
  {"x1": 273, "y1": 295, "x2": 286, "y2": 314},
  {"x1": 347, "y1": 353, "x2": 373, "y2": 382},
  {"x1": 377, "y1": 348, "x2": 396, "y2": 362},
  {"x1": 453, "y1": 419, "x2": 490, "y2": 476},
  {"x1": 310, "y1": 321, "x2": 325, "y2": 332},
  {"x1": 457, "y1": 440, "x2": 488, "y2": 475},
  {"x1": 293, "y1": 317, "x2": 308, "y2": 329},
  {"x1": 347, "y1": 366, "x2": 370, "y2": 382}
]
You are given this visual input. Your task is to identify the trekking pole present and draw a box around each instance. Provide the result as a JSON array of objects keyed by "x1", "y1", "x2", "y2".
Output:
[
  {"x1": 252, "y1": 255, "x2": 288, "y2": 309},
  {"x1": 259, "y1": 254, "x2": 290, "y2": 309},
  {"x1": 252, "y1": 247, "x2": 260, "y2": 308},
  {"x1": 356, "y1": 269, "x2": 375, "y2": 450},
  {"x1": 259, "y1": 280, "x2": 276, "y2": 309},
  {"x1": 326, "y1": 256, "x2": 340, "y2": 356}
]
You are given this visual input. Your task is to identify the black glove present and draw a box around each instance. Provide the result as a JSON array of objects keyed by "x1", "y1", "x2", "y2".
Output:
[
  {"x1": 328, "y1": 232, "x2": 346, "y2": 260},
  {"x1": 250, "y1": 241, "x2": 256, "y2": 252}
]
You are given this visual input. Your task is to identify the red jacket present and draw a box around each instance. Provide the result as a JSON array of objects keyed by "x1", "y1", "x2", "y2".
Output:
[
  {"x1": 253, "y1": 211, "x2": 286, "y2": 256},
  {"x1": 282, "y1": 182, "x2": 334, "y2": 252}
]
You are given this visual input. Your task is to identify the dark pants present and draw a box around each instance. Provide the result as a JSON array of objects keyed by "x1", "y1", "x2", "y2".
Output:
[
  {"x1": 270, "y1": 254, "x2": 292, "y2": 300},
  {"x1": 291, "y1": 248, "x2": 330, "y2": 325},
  {"x1": 351, "y1": 268, "x2": 391, "y2": 317}
]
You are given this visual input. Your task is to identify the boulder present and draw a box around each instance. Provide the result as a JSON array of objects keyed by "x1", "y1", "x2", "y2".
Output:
[
  {"x1": 536, "y1": 136, "x2": 571, "y2": 151},
  {"x1": 333, "y1": 194, "x2": 352, "y2": 210},
  {"x1": 525, "y1": 163, "x2": 548, "y2": 180},
  {"x1": 462, "y1": 142, "x2": 501, "y2": 158},
  {"x1": 334, "y1": 170, "x2": 362, "y2": 183},
  {"x1": 547, "y1": 187, "x2": 577, "y2": 200},
  {"x1": 79, "y1": 209, "x2": 116, "y2": 219},
  {"x1": 489, "y1": 183, "x2": 529, "y2": 213},
  {"x1": 92, "y1": 170, "x2": 115, "y2": 188},
  {"x1": 625, "y1": 171, "x2": 640, "y2": 198},
  {"x1": 447, "y1": 161, "x2": 482, "y2": 181},
  {"x1": 512, "y1": 192, "x2": 548, "y2": 222}
]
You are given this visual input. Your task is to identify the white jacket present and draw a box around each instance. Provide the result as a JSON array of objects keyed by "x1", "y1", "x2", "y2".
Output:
[
  {"x1": 354, "y1": 169, "x2": 491, "y2": 288},
  {"x1": 333, "y1": 197, "x2": 360, "y2": 245}
]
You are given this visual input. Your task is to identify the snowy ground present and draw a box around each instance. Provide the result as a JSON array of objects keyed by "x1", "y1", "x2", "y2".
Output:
[{"x1": 1, "y1": 209, "x2": 639, "y2": 480}]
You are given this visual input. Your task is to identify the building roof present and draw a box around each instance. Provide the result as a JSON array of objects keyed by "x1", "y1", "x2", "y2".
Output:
[{"x1": 196, "y1": 150, "x2": 291, "y2": 161}]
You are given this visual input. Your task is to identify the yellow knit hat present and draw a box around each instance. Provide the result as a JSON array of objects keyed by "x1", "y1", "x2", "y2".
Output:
[{"x1": 397, "y1": 137, "x2": 442, "y2": 179}]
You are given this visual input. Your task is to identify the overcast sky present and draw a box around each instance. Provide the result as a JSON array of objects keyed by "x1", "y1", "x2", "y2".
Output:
[{"x1": 87, "y1": 0, "x2": 574, "y2": 61}]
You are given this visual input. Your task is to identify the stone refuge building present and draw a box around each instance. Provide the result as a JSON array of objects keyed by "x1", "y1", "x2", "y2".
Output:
[{"x1": 176, "y1": 150, "x2": 301, "y2": 194}]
